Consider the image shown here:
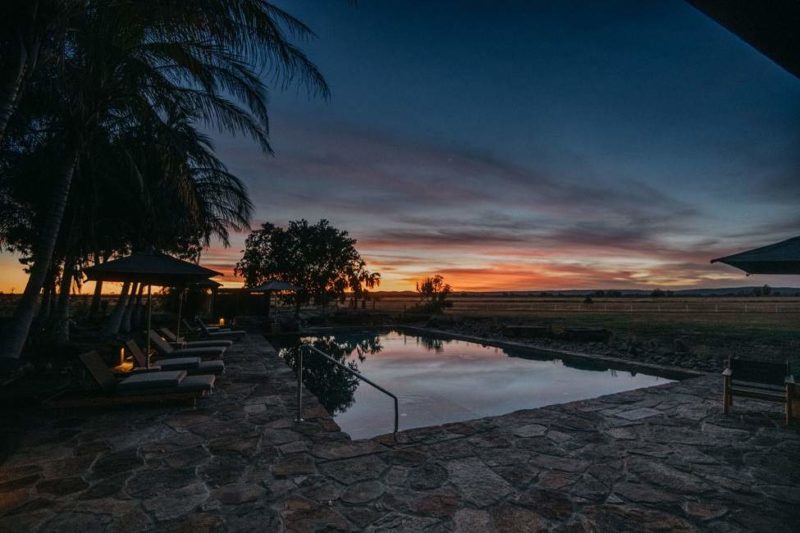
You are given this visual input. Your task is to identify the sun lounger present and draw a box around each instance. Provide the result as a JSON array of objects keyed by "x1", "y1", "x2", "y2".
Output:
[
  {"x1": 159, "y1": 327, "x2": 233, "y2": 348},
  {"x1": 187, "y1": 317, "x2": 230, "y2": 332},
  {"x1": 194, "y1": 317, "x2": 245, "y2": 339},
  {"x1": 126, "y1": 340, "x2": 224, "y2": 375},
  {"x1": 149, "y1": 330, "x2": 226, "y2": 359},
  {"x1": 723, "y1": 357, "x2": 796, "y2": 424},
  {"x1": 181, "y1": 318, "x2": 231, "y2": 336},
  {"x1": 45, "y1": 351, "x2": 214, "y2": 407}
]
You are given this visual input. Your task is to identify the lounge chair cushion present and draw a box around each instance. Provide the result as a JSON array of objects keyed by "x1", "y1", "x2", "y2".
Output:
[
  {"x1": 150, "y1": 357, "x2": 224, "y2": 375},
  {"x1": 159, "y1": 328, "x2": 233, "y2": 348},
  {"x1": 149, "y1": 330, "x2": 226, "y2": 358},
  {"x1": 177, "y1": 374, "x2": 216, "y2": 392},
  {"x1": 182, "y1": 339, "x2": 233, "y2": 348},
  {"x1": 172, "y1": 346, "x2": 226, "y2": 358},
  {"x1": 117, "y1": 370, "x2": 186, "y2": 393},
  {"x1": 197, "y1": 360, "x2": 225, "y2": 375},
  {"x1": 152, "y1": 356, "x2": 202, "y2": 370}
]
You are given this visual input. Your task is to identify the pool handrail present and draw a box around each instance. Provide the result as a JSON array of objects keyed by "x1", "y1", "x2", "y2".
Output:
[{"x1": 294, "y1": 343, "x2": 399, "y2": 435}]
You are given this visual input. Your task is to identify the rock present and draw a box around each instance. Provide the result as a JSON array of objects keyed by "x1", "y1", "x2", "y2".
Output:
[
  {"x1": 40, "y1": 512, "x2": 112, "y2": 531},
  {"x1": 408, "y1": 491, "x2": 459, "y2": 518},
  {"x1": 367, "y1": 512, "x2": 440, "y2": 531},
  {"x1": 613, "y1": 408, "x2": 662, "y2": 421},
  {"x1": 408, "y1": 462, "x2": 448, "y2": 490},
  {"x1": 384, "y1": 448, "x2": 429, "y2": 466},
  {"x1": 36, "y1": 477, "x2": 89, "y2": 496},
  {"x1": 319, "y1": 455, "x2": 387, "y2": 484},
  {"x1": 282, "y1": 499, "x2": 350, "y2": 533},
  {"x1": 627, "y1": 458, "x2": 708, "y2": 494},
  {"x1": 211, "y1": 483, "x2": 264, "y2": 505},
  {"x1": 311, "y1": 440, "x2": 385, "y2": 460},
  {"x1": 529, "y1": 454, "x2": 588, "y2": 473},
  {"x1": 513, "y1": 424, "x2": 548, "y2": 438},
  {"x1": 90, "y1": 449, "x2": 142, "y2": 479},
  {"x1": 79, "y1": 473, "x2": 128, "y2": 500},
  {"x1": 514, "y1": 489, "x2": 573, "y2": 521},
  {"x1": 613, "y1": 482, "x2": 678, "y2": 503},
  {"x1": 682, "y1": 501, "x2": 728, "y2": 521},
  {"x1": 452, "y1": 509, "x2": 493, "y2": 533},
  {"x1": 271, "y1": 454, "x2": 317, "y2": 478},
  {"x1": 491, "y1": 504, "x2": 547, "y2": 532},
  {"x1": 262, "y1": 429, "x2": 303, "y2": 445},
  {"x1": 127, "y1": 467, "x2": 198, "y2": 498},
  {"x1": 142, "y1": 482, "x2": 209, "y2": 522},
  {"x1": 447, "y1": 458, "x2": 513, "y2": 507},
  {"x1": 0, "y1": 488, "x2": 31, "y2": 514},
  {"x1": 340, "y1": 480, "x2": 385, "y2": 504},
  {"x1": 580, "y1": 505, "x2": 697, "y2": 532}
]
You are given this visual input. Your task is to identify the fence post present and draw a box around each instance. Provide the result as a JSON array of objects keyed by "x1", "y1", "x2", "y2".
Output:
[{"x1": 295, "y1": 345, "x2": 304, "y2": 422}]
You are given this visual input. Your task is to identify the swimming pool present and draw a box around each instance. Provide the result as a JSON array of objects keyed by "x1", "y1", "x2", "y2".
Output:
[{"x1": 273, "y1": 329, "x2": 675, "y2": 439}]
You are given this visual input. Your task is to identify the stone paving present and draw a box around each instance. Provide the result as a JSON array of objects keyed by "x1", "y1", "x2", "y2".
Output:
[{"x1": 1, "y1": 334, "x2": 799, "y2": 532}]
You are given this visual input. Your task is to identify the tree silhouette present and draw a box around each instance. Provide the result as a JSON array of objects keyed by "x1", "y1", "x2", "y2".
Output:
[
  {"x1": 0, "y1": 1, "x2": 328, "y2": 360},
  {"x1": 235, "y1": 219, "x2": 380, "y2": 315},
  {"x1": 277, "y1": 332, "x2": 383, "y2": 415}
]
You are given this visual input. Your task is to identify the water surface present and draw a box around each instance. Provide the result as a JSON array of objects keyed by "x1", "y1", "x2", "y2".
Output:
[{"x1": 274, "y1": 329, "x2": 673, "y2": 439}]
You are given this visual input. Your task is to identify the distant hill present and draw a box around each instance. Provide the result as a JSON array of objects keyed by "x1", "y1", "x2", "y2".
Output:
[{"x1": 374, "y1": 287, "x2": 800, "y2": 297}]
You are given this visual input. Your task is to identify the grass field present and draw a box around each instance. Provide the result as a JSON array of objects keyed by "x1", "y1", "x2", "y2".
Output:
[
  {"x1": 373, "y1": 295, "x2": 800, "y2": 331},
  {"x1": 371, "y1": 295, "x2": 800, "y2": 370}
]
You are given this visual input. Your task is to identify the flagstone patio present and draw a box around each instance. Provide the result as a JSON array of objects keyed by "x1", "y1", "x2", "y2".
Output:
[{"x1": 0, "y1": 335, "x2": 798, "y2": 532}]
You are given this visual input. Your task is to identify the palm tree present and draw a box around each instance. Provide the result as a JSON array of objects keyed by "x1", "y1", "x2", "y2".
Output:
[
  {"x1": 0, "y1": 1, "x2": 75, "y2": 145},
  {"x1": 0, "y1": 0, "x2": 328, "y2": 362}
]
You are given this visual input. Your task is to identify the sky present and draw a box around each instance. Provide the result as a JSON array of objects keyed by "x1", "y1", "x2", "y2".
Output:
[{"x1": 1, "y1": 0, "x2": 798, "y2": 293}]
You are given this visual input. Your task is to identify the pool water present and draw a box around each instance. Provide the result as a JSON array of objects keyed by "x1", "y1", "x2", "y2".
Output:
[{"x1": 274, "y1": 329, "x2": 674, "y2": 439}]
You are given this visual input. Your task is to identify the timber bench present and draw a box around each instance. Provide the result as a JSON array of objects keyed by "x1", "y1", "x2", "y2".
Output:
[{"x1": 723, "y1": 357, "x2": 796, "y2": 424}]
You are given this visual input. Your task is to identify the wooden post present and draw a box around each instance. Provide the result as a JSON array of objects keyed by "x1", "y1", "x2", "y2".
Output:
[{"x1": 722, "y1": 366, "x2": 732, "y2": 415}]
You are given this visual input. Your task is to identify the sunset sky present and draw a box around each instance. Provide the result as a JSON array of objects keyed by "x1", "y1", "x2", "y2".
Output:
[{"x1": 1, "y1": 0, "x2": 798, "y2": 293}]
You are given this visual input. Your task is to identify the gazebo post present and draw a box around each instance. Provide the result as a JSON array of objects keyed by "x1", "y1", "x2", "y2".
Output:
[
  {"x1": 176, "y1": 287, "x2": 184, "y2": 340},
  {"x1": 146, "y1": 284, "x2": 152, "y2": 367}
]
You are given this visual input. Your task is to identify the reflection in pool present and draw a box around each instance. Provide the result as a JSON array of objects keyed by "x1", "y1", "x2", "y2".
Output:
[{"x1": 273, "y1": 329, "x2": 673, "y2": 440}]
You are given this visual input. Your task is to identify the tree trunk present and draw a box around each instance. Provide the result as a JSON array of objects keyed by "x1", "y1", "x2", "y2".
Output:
[
  {"x1": 104, "y1": 281, "x2": 130, "y2": 336},
  {"x1": 34, "y1": 266, "x2": 57, "y2": 327},
  {"x1": 120, "y1": 282, "x2": 139, "y2": 333},
  {"x1": 0, "y1": 153, "x2": 77, "y2": 362},
  {"x1": 0, "y1": 35, "x2": 28, "y2": 146},
  {"x1": 52, "y1": 259, "x2": 75, "y2": 345}
]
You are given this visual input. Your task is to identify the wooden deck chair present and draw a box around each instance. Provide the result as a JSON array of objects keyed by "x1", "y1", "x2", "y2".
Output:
[
  {"x1": 45, "y1": 351, "x2": 214, "y2": 407},
  {"x1": 148, "y1": 330, "x2": 226, "y2": 359},
  {"x1": 125, "y1": 340, "x2": 224, "y2": 375},
  {"x1": 723, "y1": 357, "x2": 796, "y2": 424},
  {"x1": 159, "y1": 327, "x2": 232, "y2": 349}
]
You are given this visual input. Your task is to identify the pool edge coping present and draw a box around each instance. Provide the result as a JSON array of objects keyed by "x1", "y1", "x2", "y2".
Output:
[{"x1": 299, "y1": 324, "x2": 708, "y2": 381}]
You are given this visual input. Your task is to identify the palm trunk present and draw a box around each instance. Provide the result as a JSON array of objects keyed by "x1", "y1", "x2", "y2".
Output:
[
  {"x1": 104, "y1": 281, "x2": 130, "y2": 335},
  {"x1": 52, "y1": 259, "x2": 75, "y2": 345},
  {"x1": 0, "y1": 38, "x2": 28, "y2": 146},
  {"x1": 0, "y1": 152, "x2": 77, "y2": 362},
  {"x1": 34, "y1": 266, "x2": 57, "y2": 327}
]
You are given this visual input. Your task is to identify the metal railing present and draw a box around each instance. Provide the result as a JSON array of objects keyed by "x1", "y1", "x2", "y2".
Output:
[{"x1": 294, "y1": 344, "x2": 399, "y2": 434}]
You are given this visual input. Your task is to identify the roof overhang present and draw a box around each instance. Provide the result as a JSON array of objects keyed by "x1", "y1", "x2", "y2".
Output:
[{"x1": 686, "y1": 0, "x2": 800, "y2": 79}]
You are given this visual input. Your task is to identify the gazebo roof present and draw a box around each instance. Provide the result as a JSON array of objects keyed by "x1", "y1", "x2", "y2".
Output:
[
  {"x1": 84, "y1": 250, "x2": 221, "y2": 286},
  {"x1": 711, "y1": 236, "x2": 800, "y2": 275},
  {"x1": 250, "y1": 280, "x2": 300, "y2": 292}
]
